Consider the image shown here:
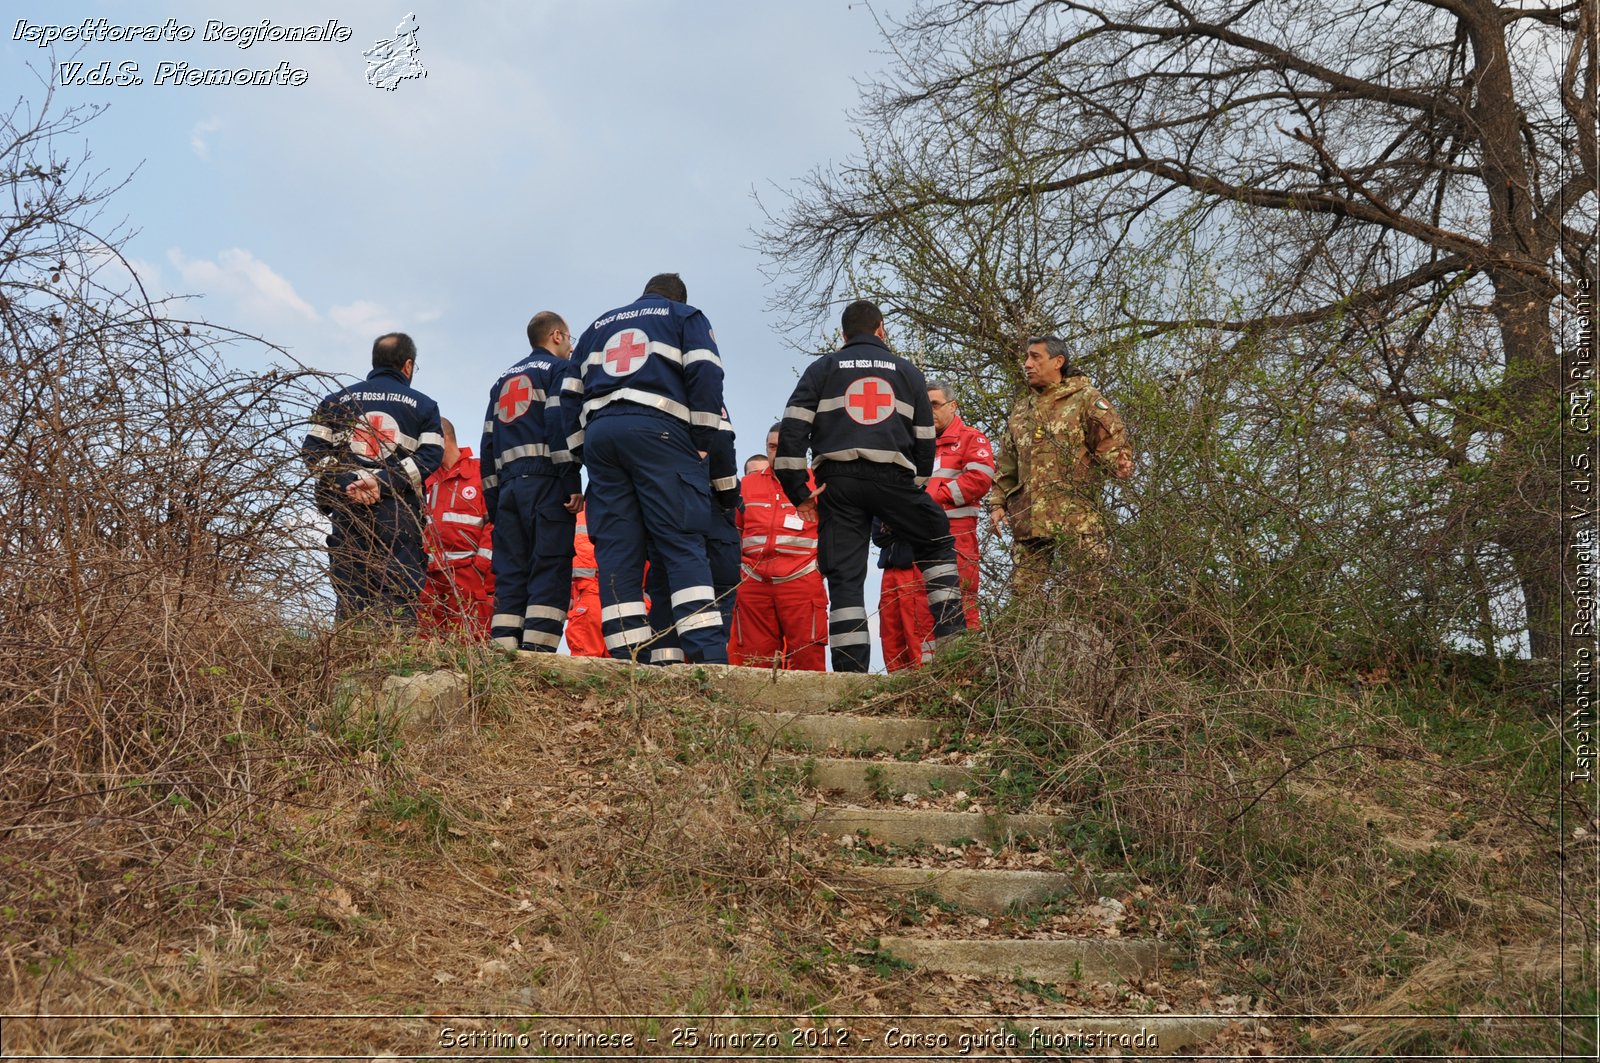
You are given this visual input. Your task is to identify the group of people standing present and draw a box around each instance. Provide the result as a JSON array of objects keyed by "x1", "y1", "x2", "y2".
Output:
[{"x1": 302, "y1": 275, "x2": 1134, "y2": 673}]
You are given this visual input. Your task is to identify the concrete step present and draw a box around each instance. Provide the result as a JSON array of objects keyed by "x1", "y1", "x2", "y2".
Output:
[
  {"x1": 748, "y1": 712, "x2": 938, "y2": 754},
  {"x1": 794, "y1": 756, "x2": 975, "y2": 799},
  {"x1": 1019, "y1": 1016, "x2": 1237, "y2": 1057},
  {"x1": 515, "y1": 653, "x2": 874, "y2": 713},
  {"x1": 876, "y1": 935, "x2": 1160, "y2": 982},
  {"x1": 830, "y1": 865, "x2": 1134, "y2": 913},
  {"x1": 798, "y1": 802, "x2": 1070, "y2": 847}
]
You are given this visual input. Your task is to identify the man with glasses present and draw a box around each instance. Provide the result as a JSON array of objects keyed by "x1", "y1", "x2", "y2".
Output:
[
  {"x1": 987, "y1": 336, "x2": 1133, "y2": 596},
  {"x1": 480, "y1": 311, "x2": 584, "y2": 652}
]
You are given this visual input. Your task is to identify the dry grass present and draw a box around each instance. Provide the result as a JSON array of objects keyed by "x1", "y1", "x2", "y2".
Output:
[{"x1": 863, "y1": 585, "x2": 1595, "y2": 1054}]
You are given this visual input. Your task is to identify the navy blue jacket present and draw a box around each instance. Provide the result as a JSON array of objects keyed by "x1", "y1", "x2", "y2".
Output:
[
  {"x1": 479, "y1": 346, "x2": 583, "y2": 521},
  {"x1": 569, "y1": 294, "x2": 725, "y2": 455},
  {"x1": 303, "y1": 366, "x2": 443, "y2": 511},
  {"x1": 774, "y1": 334, "x2": 935, "y2": 507}
]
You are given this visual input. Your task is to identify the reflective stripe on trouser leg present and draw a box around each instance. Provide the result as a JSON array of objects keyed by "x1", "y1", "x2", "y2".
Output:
[
  {"x1": 523, "y1": 477, "x2": 576, "y2": 652},
  {"x1": 643, "y1": 553, "x2": 685, "y2": 666},
  {"x1": 589, "y1": 411, "x2": 726, "y2": 664},
  {"x1": 522, "y1": 603, "x2": 567, "y2": 651},
  {"x1": 600, "y1": 600, "x2": 652, "y2": 658},
  {"x1": 828, "y1": 605, "x2": 871, "y2": 673},
  {"x1": 918, "y1": 559, "x2": 967, "y2": 638},
  {"x1": 814, "y1": 476, "x2": 876, "y2": 674},
  {"x1": 583, "y1": 414, "x2": 651, "y2": 660}
]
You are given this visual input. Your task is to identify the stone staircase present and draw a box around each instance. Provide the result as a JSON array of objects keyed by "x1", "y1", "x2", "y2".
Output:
[
  {"x1": 385, "y1": 654, "x2": 1243, "y2": 1054},
  {"x1": 748, "y1": 691, "x2": 1234, "y2": 1056}
]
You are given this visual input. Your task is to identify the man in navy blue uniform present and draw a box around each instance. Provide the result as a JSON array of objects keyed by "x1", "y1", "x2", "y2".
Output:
[
  {"x1": 303, "y1": 332, "x2": 444, "y2": 623},
  {"x1": 775, "y1": 300, "x2": 968, "y2": 672},
  {"x1": 568, "y1": 273, "x2": 728, "y2": 664},
  {"x1": 481, "y1": 311, "x2": 584, "y2": 652},
  {"x1": 643, "y1": 406, "x2": 741, "y2": 664}
]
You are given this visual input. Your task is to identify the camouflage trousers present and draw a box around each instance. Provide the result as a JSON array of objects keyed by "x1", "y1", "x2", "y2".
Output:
[{"x1": 1010, "y1": 530, "x2": 1108, "y2": 601}]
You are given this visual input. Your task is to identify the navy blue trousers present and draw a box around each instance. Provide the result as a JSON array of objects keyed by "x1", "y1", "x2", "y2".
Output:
[
  {"x1": 328, "y1": 496, "x2": 427, "y2": 624},
  {"x1": 490, "y1": 474, "x2": 576, "y2": 651},
  {"x1": 818, "y1": 473, "x2": 965, "y2": 672},
  {"x1": 644, "y1": 506, "x2": 741, "y2": 664},
  {"x1": 584, "y1": 409, "x2": 726, "y2": 664}
]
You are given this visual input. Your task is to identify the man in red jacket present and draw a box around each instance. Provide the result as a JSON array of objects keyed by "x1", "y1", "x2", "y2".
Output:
[
  {"x1": 419, "y1": 419, "x2": 495, "y2": 638},
  {"x1": 730, "y1": 424, "x2": 827, "y2": 670},
  {"x1": 923, "y1": 380, "x2": 993, "y2": 630}
]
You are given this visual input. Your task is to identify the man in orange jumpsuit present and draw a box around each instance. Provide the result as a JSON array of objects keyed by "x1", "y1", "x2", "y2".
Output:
[
  {"x1": 565, "y1": 515, "x2": 607, "y2": 656},
  {"x1": 729, "y1": 424, "x2": 827, "y2": 669},
  {"x1": 419, "y1": 418, "x2": 494, "y2": 638}
]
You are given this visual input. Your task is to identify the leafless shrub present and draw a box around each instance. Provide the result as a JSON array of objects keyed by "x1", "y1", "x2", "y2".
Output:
[{"x1": 0, "y1": 91, "x2": 361, "y2": 953}]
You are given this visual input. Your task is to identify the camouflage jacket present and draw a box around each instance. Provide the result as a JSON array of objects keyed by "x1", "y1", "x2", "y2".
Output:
[{"x1": 986, "y1": 375, "x2": 1131, "y2": 541}]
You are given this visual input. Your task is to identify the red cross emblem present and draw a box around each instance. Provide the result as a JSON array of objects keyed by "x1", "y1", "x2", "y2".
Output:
[
  {"x1": 845, "y1": 376, "x2": 895, "y2": 425},
  {"x1": 604, "y1": 329, "x2": 649, "y2": 376},
  {"x1": 461, "y1": 485, "x2": 477, "y2": 500},
  {"x1": 496, "y1": 374, "x2": 533, "y2": 423},
  {"x1": 350, "y1": 412, "x2": 399, "y2": 458}
]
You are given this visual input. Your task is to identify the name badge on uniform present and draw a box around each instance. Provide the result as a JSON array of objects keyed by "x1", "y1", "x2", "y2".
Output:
[{"x1": 783, "y1": 513, "x2": 805, "y2": 531}]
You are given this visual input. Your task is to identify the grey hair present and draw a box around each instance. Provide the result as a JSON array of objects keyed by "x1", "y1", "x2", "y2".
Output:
[
  {"x1": 926, "y1": 378, "x2": 958, "y2": 403},
  {"x1": 1026, "y1": 335, "x2": 1070, "y2": 362}
]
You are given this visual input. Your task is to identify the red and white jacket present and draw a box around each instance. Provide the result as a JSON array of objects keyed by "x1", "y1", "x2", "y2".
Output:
[
  {"x1": 736, "y1": 466, "x2": 819, "y2": 582},
  {"x1": 925, "y1": 415, "x2": 995, "y2": 526},
  {"x1": 424, "y1": 448, "x2": 493, "y2": 579}
]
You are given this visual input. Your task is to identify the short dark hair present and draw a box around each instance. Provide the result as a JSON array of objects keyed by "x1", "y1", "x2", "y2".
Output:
[
  {"x1": 527, "y1": 311, "x2": 567, "y2": 349},
  {"x1": 841, "y1": 300, "x2": 883, "y2": 339},
  {"x1": 372, "y1": 332, "x2": 416, "y2": 371},
  {"x1": 767, "y1": 421, "x2": 783, "y2": 436},
  {"x1": 642, "y1": 273, "x2": 688, "y2": 303},
  {"x1": 440, "y1": 417, "x2": 457, "y2": 443},
  {"x1": 743, "y1": 454, "x2": 769, "y2": 473}
]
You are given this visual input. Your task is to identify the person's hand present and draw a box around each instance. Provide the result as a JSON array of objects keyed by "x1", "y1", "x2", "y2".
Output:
[
  {"x1": 1113, "y1": 454, "x2": 1134, "y2": 480},
  {"x1": 989, "y1": 506, "x2": 1007, "y2": 533},
  {"x1": 796, "y1": 483, "x2": 826, "y2": 524},
  {"x1": 345, "y1": 475, "x2": 380, "y2": 505},
  {"x1": 564, "y1": 493, "x2": 584, "y2": 514}
]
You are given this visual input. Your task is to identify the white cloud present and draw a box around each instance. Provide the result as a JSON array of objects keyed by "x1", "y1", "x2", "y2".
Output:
[
  {"x1": 329, "y1": 299, "x2": 394, "y2": 336},
  {"x1": 189, "y1": 116, "x2": 223, "y2": 160},
  {"x1": 168, "y1": 248, "x2": 319, "y2": 323}
]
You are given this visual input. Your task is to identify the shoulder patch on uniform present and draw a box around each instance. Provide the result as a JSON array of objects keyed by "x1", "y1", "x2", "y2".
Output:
[{"x1": 1094, "y1": 399, "x2": 1111, "y2": 411}]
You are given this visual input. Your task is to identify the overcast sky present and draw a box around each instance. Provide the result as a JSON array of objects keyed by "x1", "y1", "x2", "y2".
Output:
[{"x1": 3, "y1": 1, "x2": 906, "y2": 665}]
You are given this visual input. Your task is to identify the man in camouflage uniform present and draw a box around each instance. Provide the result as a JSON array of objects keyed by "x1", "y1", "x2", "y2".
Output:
[{"x1": 987, "y1": 335, "x2": 1133, "y2": 596}]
